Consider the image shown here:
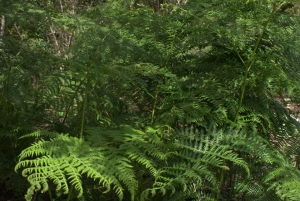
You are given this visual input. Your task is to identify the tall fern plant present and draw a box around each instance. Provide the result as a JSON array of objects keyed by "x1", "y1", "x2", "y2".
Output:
[{"x1": 13, "y1": 0, "x2": 300, "y2": 200}]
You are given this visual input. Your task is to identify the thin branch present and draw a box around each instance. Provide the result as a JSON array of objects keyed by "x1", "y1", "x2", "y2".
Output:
[
  {"x1": 14, "y1": 23, "x2": 23, "y2": 40},
  {"x1": 50, "y1": 24, "x2": 61, "y2": 55}
]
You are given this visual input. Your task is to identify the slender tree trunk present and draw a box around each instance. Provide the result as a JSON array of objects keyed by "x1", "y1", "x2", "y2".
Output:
[
  {"x1": 0, "y1": 15, "x2": 5, "y2": 46},
  {"x1": 1, "y1": 15, "x2": 4, "y2": 36},
  {"x1": 148, "y1": 0, "x2": 163, "y2": 12},
  {"x1": 50, "y1": 24, "x2": 61, "y2": 55}
]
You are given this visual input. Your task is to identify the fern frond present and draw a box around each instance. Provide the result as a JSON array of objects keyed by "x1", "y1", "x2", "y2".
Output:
[
  {"x1": 177, "y1": 127, "x2": 250, "y2": 175},
  {"x1": 264, "y1": 152, "x2": 300, "y2": 201},
  {"x1": 15, "y1": 134, "x2": 125, "y2": 200},
  {"x1": 141, "y1": 126, "x2": 249, "y2": 200},
  {"x1": 19, "y1": 130, "x2": 59, "y2": 139}
]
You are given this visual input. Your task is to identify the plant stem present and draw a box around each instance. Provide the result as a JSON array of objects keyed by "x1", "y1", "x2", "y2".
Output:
[
  {"x1": 48, "y1": 189, "x2": 53, "y2": 201},
  {"x1": 216, "y1": 167, "x2": 225, "y2": 200},
  {"x1": 3, "y1": 55, "x2": 12, "y2": 94},
  {"x1": 62, "y1": 79, "x2": 85, "y2": 125},
  {"x1": 80, "y1": 72, "x2": 89, "y2": 139},
  {"x1": 67, "y1": 185, "x2": 74, "y2": 201},
  {"x1": 233, "y1": 5, "x2": 280, "y2": 122},
  {"x1": 151, "y1": 86, "x2": 159, "y2": 124},
  {"x1": 68, "y1": 69, "x2": 89, "y2": 199},
  {"x1": 150, "y1": 33, "x2": 177, "y2": 124}
]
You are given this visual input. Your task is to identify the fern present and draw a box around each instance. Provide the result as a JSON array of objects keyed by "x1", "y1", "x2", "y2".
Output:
[
  {"x1": 15, "y1": 123, "x2": 300, "y2": 200},
  {"x1": 139, "y1": 126, "x2": 249, "y2": 201},
  {"x1": 15, "y1": 134, "x2": 125, "y2": 200},
  {"x1": 6, "y1": 0, "x2": 300, "y2": 200},
  {"x1": 15, "y1": 125, "x2": 250, "y2": 201},
  {"x1": 264, "y1": 152, "x2": 300, "y2": 201},
  {"x1": 16, "y1": 125, "x2": 166, "y2": 200}
]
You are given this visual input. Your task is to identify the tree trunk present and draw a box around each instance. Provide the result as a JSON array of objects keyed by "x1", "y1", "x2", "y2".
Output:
[
  {"x1": 148, "y1": 0, "x2": 163, "y2": 12},
  {"x1": 0, "y1": 15, "x2": 5, "y2": 46}
]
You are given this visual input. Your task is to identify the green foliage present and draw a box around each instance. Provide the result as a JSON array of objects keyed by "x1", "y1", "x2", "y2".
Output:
[
  {"x1": 15, "y1": 125, "x2": 249, "y2": 201},
  {"x1": 264, "y1": 152, "x2": 300, "y2": 201},
  {"x1": 1, "y1": 0, "x2": 300, "y2": 200},
  {"x1": 16, "y1": 125, "x2": 300, "y2": 201}
]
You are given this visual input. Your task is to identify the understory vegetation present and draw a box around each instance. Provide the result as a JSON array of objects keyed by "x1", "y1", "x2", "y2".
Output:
[{"x1": 1, "y1": 0, "x2": 300, "y2": 200}]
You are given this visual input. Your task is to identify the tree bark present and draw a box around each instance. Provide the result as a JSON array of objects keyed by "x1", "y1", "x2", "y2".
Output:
[
  {"x1": 0, "y1": 15, "x2": 5, "y2": 46},
  {"x1": 1, "y1": 15, "x2": 4, "y2": 36},
  {"x1": 148, "y1": 0, "x2": 163, "y2": 12}
]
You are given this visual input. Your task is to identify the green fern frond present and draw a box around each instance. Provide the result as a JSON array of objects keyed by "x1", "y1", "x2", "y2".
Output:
[
  {"x1": 177, "y1": 127, "x2": 250, "y2": 174},
  {"x1": 264, "y1": 152, "x2": 300, "y2": 201},
  {"x1": 15, "y1": 134, "x2": 125, "y2": 201},
  {"x1": 141, "y1": 126, "x2": 250, "y2": 200},
  {"x1": 19, "y1": 130, "x2": 59, "y2": 139}
]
